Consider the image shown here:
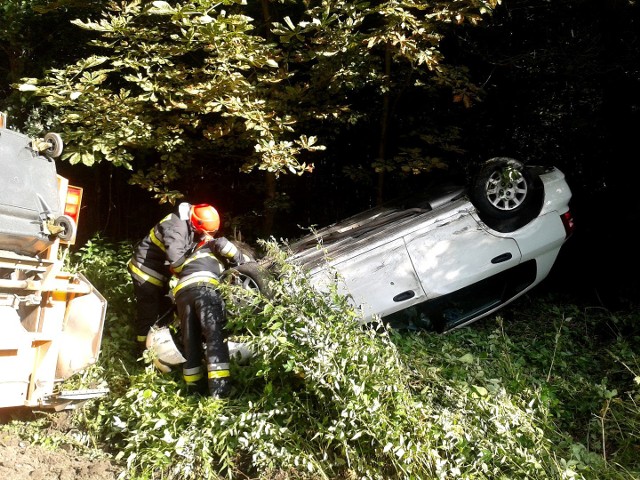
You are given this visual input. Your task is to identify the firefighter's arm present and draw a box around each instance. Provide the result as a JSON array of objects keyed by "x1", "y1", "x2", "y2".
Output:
[
  {"x1": 208, "y1": 237, "x2": 244, "y2": 266},
  {"x1": 161, "y1": 216, "x2": 192, "y2": 270}
]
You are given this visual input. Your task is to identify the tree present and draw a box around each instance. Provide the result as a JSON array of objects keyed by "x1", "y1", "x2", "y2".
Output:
[
  {"x1": 18, "y1": 1, "x2": 322, "y2": 204},
  {"x1": 17, "y1": 0, "x2": 500, "y2": 236},
  {"x1": 266, "y1": 0, "x2": 501, "y2": 204},
  {"x1": 0, "y1": 0, "x2": 109, "y2": 123}
]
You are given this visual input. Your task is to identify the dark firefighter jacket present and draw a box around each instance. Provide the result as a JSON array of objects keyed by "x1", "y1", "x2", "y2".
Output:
[
  {"x1": 129, "y1": 202, "x2": 200, "y2": 287},
  {"x1": 172, "y1": 238, "x2": 243, "y2": 297}
]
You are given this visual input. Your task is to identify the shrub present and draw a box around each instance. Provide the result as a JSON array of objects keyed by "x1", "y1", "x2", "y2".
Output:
[{"x1": 33, "y1": 237, "x2": 639, "y2": 479}]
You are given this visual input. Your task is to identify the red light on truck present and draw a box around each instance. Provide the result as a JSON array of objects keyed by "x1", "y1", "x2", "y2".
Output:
[{"x1": 65, "y1": 186, "x2": 83, "y2": 225}]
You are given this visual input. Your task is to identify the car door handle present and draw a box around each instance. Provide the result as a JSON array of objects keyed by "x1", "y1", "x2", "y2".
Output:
[
  {"x1": 393, "y1": 290, "x2": 416, "y2": 302},
  {"x1": 491, "y1": 252, "x2": 513, "y2": 264}
]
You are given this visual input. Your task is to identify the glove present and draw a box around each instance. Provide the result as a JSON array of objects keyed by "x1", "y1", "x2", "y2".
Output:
[{"x1": 206, "y1": 238, "x2": 220, "y2": 253}]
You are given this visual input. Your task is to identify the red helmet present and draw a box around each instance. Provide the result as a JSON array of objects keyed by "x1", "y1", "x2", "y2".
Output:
[{"x1": 189, "y1": 204, "x2": 220, "y2": 234}]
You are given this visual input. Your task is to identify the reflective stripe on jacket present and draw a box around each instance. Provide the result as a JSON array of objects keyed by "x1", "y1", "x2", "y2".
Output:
[
  {"x1": 208, "y1": 237, "x2": 243, "y2": 266},
  {"x1": 171, "y1": 237, "x2": 242, "y2": 296},
  {"x1": 128, "y1": 258, "x2": 169, "y2": 287},
  {"x1": 131, "y1": 203, "x2": 200, "y2": 281},
  {"x1": 172, "y1": 271, "x2": 220, "y2": 296}
]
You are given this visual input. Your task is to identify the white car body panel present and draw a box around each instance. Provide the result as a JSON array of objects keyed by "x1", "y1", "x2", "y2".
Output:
[
  {"x1": 290, "y1": 165, "x2": 573, "y2": 329},
  {"x1": 537, "y1": 168, "x2": 572, "y2": 216},
  {"x1": 405, "y1": 211, "x2": 521, "y2": 298},
  {"x1": 313, "y1": 237, "x2": 426, "y2": 320}
]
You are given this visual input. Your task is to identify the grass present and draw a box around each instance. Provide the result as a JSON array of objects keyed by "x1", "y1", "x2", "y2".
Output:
[{"x1": 1, "y1": 236, "x2": 638, "y2": 479}]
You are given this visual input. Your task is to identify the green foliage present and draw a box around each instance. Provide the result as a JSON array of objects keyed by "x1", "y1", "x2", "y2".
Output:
[
  {"x1": 220, "y1": 242, "x2": 438, "y2": 478},
  {"x1": 69, "y1": 235, "x2": 139, "y2": 388},
  {"x1": 13, "y1": 0, "x2": 503, "y2": 203},
  {"x1": 16, "y1": 0, "x2": 324, "y2": 202},
  {"x1": 70, "y1": 234, "x2": 134, "y2": 303},
  {"x1": 5, "y1": 238, "x2": 639, "y2": 479},
  {"x1": 75, "y1": 240, "x2": 444, "y2": 479},
  {"x1": 0, "y1": 0, "x2": 109, "y2": 118}
]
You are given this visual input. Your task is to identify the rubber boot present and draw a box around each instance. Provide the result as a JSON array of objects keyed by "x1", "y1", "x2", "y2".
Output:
[
  {"x1": 186, "y1": 377, "x2": 208, "y2": 396},
  {"x1": 184, "y1": 366, "x2": 207, "y2": 396},
  {"x1": 208, "y1": 377, "x2": 232, "y2": 399}
]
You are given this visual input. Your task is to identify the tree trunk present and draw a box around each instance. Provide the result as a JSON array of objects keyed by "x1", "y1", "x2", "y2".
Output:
[
  {"x1": 1, "y1": 45, "x2": 26, "y2": 84},
  {"x1": 375, "y1": 44, "x2": 392, "y2": 206},
  {"x1": 262, "y1": 171, "x2": 277, "y2": 236},
  {"x1": 260, "y1": 0, "x2": 277, "y2": 236}
]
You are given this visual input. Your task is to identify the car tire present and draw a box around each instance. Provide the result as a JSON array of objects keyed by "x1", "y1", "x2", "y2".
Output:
[
  {"x1": 470, "y1": 157, "x2": 536, "y2": 220},
  {"x1": 222, "y1": 261, "x2": 272, "y2": 299},
  {"x1": 471, "y1": 157, "x2": 545, "y2": 232},
  {"x1": 221, "y1": 261, "x2": 272, "y2": 320}
]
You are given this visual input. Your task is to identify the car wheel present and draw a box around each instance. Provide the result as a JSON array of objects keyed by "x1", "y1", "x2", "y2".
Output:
[
  {"x1": 222, "y1": 262, "x2": 270, "y2": 294},
  {"x1": 471, "y1": 157, "x2": 536, "y2": 220},
  {"x1": 222, "y1": 261, "x2": 272, "y2": 319},
  {"x1": 221, "y1": 261, "x2": 273, "y2": 316}
]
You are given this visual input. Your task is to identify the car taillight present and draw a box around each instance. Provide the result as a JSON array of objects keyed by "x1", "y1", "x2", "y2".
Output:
[
  {"x1": 560, "y1": 210, "x2": 575, "y2": 239},
  {"x1": 65, "y1": 185, "x2": 83, "y2": 227}
]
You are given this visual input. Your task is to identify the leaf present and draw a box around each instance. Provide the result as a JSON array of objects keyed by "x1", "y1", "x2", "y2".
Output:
[
  {"x1": 150, "y1": 1, "x2": 174, "y2": 13},
  {"x1": 472, "y1": 385, "x2": 488, "y2": 397},
  {"x1": 284, "y1": 16, "x2": 296, "y2": 30},
  {"x1": 458, "y1": 353, "x2": 474, "y2": 364},
  {"x1": 161, "y1": 429, "x2": 174, "y2": 443},
  {"x1": 154, "y1": 419, "x2": 167, "y2": 429},
  {"x1": 81, "y1": 56, "x2": 109, "y2": 69}
]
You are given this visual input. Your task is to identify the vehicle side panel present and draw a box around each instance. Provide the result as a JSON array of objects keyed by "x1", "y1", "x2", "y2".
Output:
[
  {"x1": 312, "y1": 238, "x2": 426, "y2": 320},
  {"x1": 509, "y1": 213, "x2": 568, "y2": 288},
  {"x1": 537, "y1": 168, "x2": 572, "y2": 216},
  {"x1": 302, "y1": 203, "x2": 468, "y2": 273},
  {"x1": 405, "y1": 212, "x2": 521, "y2": 298}
]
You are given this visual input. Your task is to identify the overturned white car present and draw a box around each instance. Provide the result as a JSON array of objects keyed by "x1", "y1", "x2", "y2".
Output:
[{"x1": 287, "y1": 157, "x2": 574, "y2": 332}]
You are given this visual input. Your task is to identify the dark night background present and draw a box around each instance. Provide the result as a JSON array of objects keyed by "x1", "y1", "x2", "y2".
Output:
[{"x1": 3, "y1": 0, "x2": 639, "y2": 311}]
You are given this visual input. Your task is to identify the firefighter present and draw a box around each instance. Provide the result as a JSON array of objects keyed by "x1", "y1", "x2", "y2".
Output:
[
  {"x1": 171, "y1": 233, "x2": 245, "y2": 398},
  {"x1": 128, "y1": 203, "x2": 221, "y2": 355}
]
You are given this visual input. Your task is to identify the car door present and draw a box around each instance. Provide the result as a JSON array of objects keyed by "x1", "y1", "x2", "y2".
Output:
[
  {"x1": 403, "y1": 205, "x2": 522, "y2": 299},
  {"x1": 310, "y1": 236, "x2": 427, "y2": 321}
]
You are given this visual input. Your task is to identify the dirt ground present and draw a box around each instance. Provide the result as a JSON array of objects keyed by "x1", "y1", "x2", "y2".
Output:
[{"x1": 0, "y1": 410, "x2": 122, "y2": 480}]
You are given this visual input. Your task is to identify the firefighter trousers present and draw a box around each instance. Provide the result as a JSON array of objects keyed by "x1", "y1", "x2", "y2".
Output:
[
  {"x1": 174, "y1": 284, "x2": 231, "y2": 397},
  {"x1": 130, "y1": 277, "x2": 173, "y2": 341}
]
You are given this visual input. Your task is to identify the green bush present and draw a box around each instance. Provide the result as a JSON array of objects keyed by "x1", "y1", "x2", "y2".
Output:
[
  {"x1": 13, "y1": 236, "x2": 638, "y2": 480},
  {"x1": 67, "y1": 236, "x2": 139, "y2": 393}
]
